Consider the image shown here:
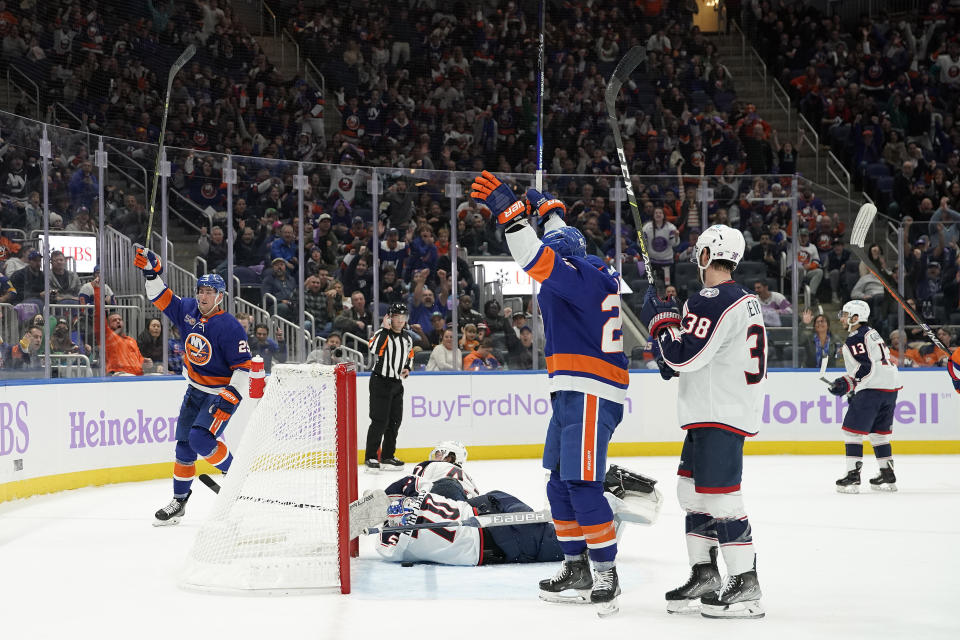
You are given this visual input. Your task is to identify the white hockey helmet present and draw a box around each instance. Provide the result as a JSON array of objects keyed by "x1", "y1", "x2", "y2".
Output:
[
  {"x1": 430, "y1": 440, "x2": 468, "y2": 466},
  {"x1": 839, "y1": 299, "x2": 870, "y2": 330},
  {"x1": 693, "y1": 224, "x2": 745, "y2": 281}
]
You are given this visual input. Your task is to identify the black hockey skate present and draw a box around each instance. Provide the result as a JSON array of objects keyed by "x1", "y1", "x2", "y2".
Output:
[
  {"x1": 380, "y1": 457, "x2": 405, "y2": 471},
  {"x1": 153, "y1": 490, "x2": 191, "y2": 527},
  {"x1": 836, "y1": 461, "x2": 862, "y2": 494},
  {"x1": 869, "y1": 465, "x2": 897, "y2": 492},
  {"x1": 364, "y1": 458, "x2": 380, "y2": 472},
  {"x1": 539, "y1": 552, "x2": 593, "y2": 604},
  {"x1": 591, "y1": 566, "x2": 621, "y2": 618},
  {"x1": 666, "y1": 546, "x2": 722, "y2": 614},
  {"x1": 700, "y1": 570, "x2": 765, "y2": 619}
]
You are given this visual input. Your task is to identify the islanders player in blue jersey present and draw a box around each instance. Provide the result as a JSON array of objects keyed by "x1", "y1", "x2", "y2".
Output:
[
  {"x1": 470, "y1": 171, "x2": 629, "y2": 617},
  {"x1": 640, "y1": 225, "x2": 766, "y2": 619},
  {"x1": 134, "y1": 245, "x2": 252, "y2": 525}
]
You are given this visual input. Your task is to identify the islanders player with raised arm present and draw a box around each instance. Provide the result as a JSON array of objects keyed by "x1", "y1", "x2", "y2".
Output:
[
  {"x1": 133, "y1": 245, "x2": 252, "y2": 525},
  {"x1": 639, "y1": 225, "x2": 767, "y2": 619},
  {"x1": 470, "y1": 171, "x2": 629, "y2": 617},
  {"x1": 829, "y1": 300, "x2": 902, "y2": 493}
]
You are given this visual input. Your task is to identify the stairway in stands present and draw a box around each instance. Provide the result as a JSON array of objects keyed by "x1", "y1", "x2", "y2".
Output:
[
  {"x1": 709, "y1": 30, "x2": 852, "y2": 329},
  {"x1": 711, "y1": 31, "x2": 862, "y2": 223}
]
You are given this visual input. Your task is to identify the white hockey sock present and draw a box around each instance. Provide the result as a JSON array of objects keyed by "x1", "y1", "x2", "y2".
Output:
[
  {"x1": 685, "y1": 530, "x2": 717, "y2": 565},
  {"x1": 720, "y1": 545, "x2": 756, "y2": 576}
]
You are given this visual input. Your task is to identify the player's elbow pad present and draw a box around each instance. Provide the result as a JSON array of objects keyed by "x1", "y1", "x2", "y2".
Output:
[
  {"x1": 144, "y1": 277, "x2": 166, "y2": 300},
  {"x1": 230, "y1": 367, "x2": 250, "y2": 398}
]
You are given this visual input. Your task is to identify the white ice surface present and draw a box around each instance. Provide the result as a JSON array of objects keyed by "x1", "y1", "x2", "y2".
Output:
[{"x1": 2, "y1": 456, "x2": 958, "y2": 640}]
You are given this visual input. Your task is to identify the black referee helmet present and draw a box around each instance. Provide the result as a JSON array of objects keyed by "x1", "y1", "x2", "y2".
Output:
[{"x1": 388, "y1": 302, "x2": 408, "y2": 316}]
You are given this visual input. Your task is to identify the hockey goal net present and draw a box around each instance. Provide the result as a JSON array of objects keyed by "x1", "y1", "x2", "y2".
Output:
[{"x1": 180, "y1": 362, "x2": 358, "y2": 594}]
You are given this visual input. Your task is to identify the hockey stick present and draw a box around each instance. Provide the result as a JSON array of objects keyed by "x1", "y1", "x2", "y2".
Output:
[
  {"x1": 605, "y1": 45, "x2": 656, "y2": 288},
  {"x1": 363, "y1": 508, "x2": 550, "y2": 536},
  {"x1": 819, "y1": 349, "x2": 830, "y2": 385},
  {"x1": 849, "y1": 203, "x2": 947, "y2": 351},
  {"x1": 145, "y1": 44, "x2": 197, "y2": 249},
  {"x1": 198, "y1": 473, "x2": 223, "y2": 494},
  {"x1": 199, "y1": 473, "x2": 389, "y2": 539},
  {"x1": 535, "y1": 0, "x2": 545, "y2": 191}
]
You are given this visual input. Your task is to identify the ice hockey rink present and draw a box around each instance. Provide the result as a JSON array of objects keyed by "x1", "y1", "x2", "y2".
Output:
[{"x1": 2, "y1": 455, "x2": 958, "y2": 640}]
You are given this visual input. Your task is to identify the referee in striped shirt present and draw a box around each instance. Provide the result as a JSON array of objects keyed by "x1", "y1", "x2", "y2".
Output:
[{"x1": 364, "y1": 302, "x2": 415, "y2": 471}]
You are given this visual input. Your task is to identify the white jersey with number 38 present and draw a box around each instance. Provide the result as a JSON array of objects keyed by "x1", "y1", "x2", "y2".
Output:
[{"x1": 658, "y1": 281, "x2": 767, "y2": 436}]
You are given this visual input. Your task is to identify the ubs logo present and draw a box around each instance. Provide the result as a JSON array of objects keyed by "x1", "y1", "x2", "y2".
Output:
[{"x1": 185, "y1": 333, "x2": 212, "y2": 366}]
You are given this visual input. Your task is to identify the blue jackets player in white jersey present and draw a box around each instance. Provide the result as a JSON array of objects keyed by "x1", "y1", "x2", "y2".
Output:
[
  {"x1": 133, "y1": 245, "x2": 252, "y2": 525},
  {"x1": 829, "y1": 300, "x2": 901, "y2": 493},
  {"x1": 640, "y1": 225, "x2": 766, "y2": 619},
  {"x1": 470, "y1": 171, "x2": 628, "y2": 616}
]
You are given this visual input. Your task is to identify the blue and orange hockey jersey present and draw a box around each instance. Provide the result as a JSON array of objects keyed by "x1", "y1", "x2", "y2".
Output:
[
  {"x1": 146, "y1": 280, "x2": 252, "y2": 393},
  {"x1": 506, "y1": 217, "x2": 629, "y2": 403}
]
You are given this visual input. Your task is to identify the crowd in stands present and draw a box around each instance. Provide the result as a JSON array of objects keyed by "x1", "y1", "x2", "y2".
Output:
[
  {"x1": 0, "y1": 0, "x2": 958, "y2": 375},
  {"x1": 741, "y1": 0, "x2": 960, "y2": 363}
]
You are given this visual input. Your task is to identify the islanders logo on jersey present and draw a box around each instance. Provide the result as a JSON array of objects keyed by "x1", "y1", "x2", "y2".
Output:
[{"x1": 185, "y1": 332, "x2": 213, "y2": 366}]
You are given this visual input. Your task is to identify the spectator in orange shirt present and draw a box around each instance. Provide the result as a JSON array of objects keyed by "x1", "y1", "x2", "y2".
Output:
[
  {"x1": 459, "y1": 322, "x2": 479, "y2": 352},
  {"x1": 104, "y1": 313, "x2": 152, "y2": 375},
  {"x1": 463, "y1": 337, "x2": 499, "y2": 370},
  {"x1": 916, "y1": 328, "x2": 955, "y2": 367},
  {"x1": 888, "y1": 330, "x2": 922, "y2": 368},
  {"x1": 0, "y1": 221, "x2": 21, "y2": 265}
]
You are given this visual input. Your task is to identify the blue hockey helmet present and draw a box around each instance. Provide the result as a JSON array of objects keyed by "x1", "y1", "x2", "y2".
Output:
[
  {"x1": 197, "y1": 273, "x2": 227, "y2": 295},
  {"x1": 542, "y1": 226, "x2": 587, "y2": 258}
]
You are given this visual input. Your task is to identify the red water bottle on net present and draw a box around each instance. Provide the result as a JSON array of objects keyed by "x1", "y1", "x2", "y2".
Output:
[{"x1": 249, "y1": 355, "x2": 265, "y2": 399}]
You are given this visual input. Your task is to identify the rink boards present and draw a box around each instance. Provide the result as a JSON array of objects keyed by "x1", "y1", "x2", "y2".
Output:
[{"x1": 2, "y1": 370, "x2": 958, "y2": 501}]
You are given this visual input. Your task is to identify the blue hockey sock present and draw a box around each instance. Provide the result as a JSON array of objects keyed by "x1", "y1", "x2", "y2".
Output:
[
  {"x1": 547, "y1": 471, "x2": 587, "y2": 557},
  {"x1": 568, "y1": 479, "x2": 616, "y2": 564}
]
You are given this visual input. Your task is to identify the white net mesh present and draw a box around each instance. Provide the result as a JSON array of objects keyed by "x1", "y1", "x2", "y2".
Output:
[{"x1": 180, "y1": 364, "x2": 343, "y2": 593}]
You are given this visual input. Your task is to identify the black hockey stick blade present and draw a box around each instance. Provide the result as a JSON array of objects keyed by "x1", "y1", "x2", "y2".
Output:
[
  {"x1": 198, "y1": 473, "x2": 221, "y2": 494},
  {"x1": 604, "y1": 46, "x2": 645, "y2": 113}
]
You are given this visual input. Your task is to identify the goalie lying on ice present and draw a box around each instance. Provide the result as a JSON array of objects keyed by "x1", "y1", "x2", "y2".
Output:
[{"x1": 371, "y1": 465, "x2": 662, "y2": 566}]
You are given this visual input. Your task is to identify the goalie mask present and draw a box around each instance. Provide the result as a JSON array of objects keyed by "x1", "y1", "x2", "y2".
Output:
[
  {"x1": 430, "y1": 440, "x2": 468, "y2": 466},
  {"x1": 386, "y1": 496, "x2": 420, "y2": 527}
]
